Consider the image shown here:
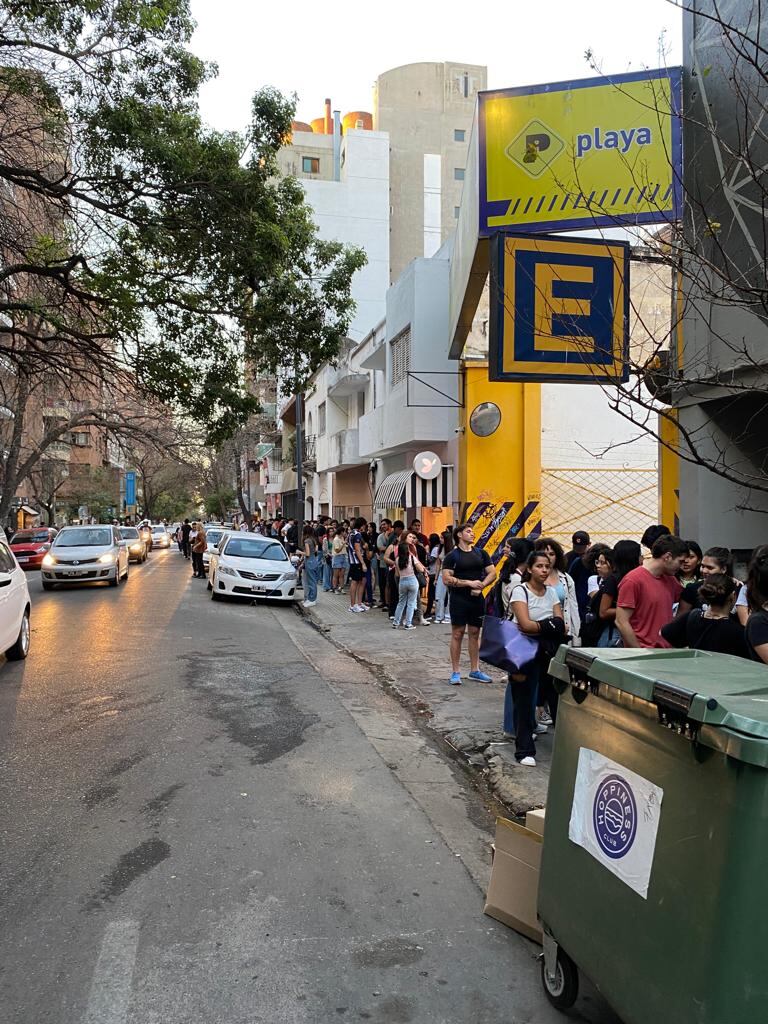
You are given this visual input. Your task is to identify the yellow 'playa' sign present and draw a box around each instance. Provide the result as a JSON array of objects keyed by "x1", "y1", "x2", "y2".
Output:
[{"x1": 478, "y1": 68, "x2": 681, "y2": 235}]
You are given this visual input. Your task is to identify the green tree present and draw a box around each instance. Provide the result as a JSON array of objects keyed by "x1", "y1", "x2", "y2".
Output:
[{"x1": 0, "y1": 1, "x2": 365, "y2": 524}]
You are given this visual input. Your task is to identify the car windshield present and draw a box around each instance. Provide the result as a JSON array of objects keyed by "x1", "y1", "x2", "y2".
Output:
[
  {"x1": 207, "y1": 530, "x2": 223, "y2": 544},
  {"x1": 151, "y1": 525, "x2": 167, "y2": 534},
  {"x1": 56, "y1": 528, "x2": 112, "y2": 547},
  {"x1": 224, "y1": 537, "x2": 287, "y2": 561},
  {"x1": 10, "y1": 530, "x2": 49, "y2": 544},
  {"x1": 122, "y1": 528, "x2": 139, "y2": 539}
]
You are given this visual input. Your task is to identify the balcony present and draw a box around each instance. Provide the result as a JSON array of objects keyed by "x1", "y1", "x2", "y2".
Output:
[
  {"x1": 326, "y1": 365, "x2": 369, "y2": 398},
  {"x1": 325, "y1": 428, "x2": 366, "y2": 472},
  {"x1": 46, "y1": 440, "x2": 72, "y2": 461},
  {"x1": 42, "y1": 400, "x2": 70, "y2": 420}
]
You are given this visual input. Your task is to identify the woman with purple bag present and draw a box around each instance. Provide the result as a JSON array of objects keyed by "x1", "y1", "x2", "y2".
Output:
[{"x1": 504, "y1": 550, "x2": 565, "y2": 767}]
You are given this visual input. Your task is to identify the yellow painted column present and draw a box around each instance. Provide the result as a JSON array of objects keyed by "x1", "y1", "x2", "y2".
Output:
[
  {"x1": 459, "y1": 361, "x2": 541, "y2": 555},
  {"x1": 658, "y1": 410, "x2": 680, "y2": 535}
]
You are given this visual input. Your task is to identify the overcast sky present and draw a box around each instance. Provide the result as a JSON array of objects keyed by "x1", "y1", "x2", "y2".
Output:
[{"x1": 190, "y1": 0, "x2": 683, "y2": 132}]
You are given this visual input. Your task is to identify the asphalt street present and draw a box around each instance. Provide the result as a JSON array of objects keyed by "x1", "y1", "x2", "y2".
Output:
[{"x1": 0, "y1": 549, "x2": 619, "y2": 1023}]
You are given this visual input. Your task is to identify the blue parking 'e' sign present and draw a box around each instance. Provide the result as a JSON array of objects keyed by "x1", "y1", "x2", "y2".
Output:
[{"x1": 489, "y1": 233, "x2": 629, "y2": 383}]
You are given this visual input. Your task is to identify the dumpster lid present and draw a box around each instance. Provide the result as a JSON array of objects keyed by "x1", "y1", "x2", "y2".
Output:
[{"x1": 551, "y1": 647, "x2": 768, "y2": 742}]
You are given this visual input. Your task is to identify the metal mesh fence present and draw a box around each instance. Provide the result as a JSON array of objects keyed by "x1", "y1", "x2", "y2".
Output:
[{"x1": 541, "y1": 467, "x2": 658, "y2": 548}]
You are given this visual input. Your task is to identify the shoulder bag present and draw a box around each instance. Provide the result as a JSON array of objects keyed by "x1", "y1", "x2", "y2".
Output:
[{"x1": 479, "y1": 585, "x2": 539, "y2": 673}]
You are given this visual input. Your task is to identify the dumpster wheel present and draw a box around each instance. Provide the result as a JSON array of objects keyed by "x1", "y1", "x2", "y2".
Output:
[{"x1": 541, "y1": 947, "x2": 579, "y2": 1010}]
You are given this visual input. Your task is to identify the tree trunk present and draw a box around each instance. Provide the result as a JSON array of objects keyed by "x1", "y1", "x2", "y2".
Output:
[{"x1": 0, "y1": 368, "x2": 30, "y2": 525}]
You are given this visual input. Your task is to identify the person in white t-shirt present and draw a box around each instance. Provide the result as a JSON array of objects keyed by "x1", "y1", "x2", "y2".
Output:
[{"x1": 505, "y1": 550, "x2": 562, "y2": 767}]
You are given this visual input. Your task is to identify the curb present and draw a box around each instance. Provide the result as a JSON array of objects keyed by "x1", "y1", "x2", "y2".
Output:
[{"x1": 295, "y1": 602, "x2": 546, "y2": 817}]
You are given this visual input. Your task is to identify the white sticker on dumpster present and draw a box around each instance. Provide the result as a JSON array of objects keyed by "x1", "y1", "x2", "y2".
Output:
[{"x1": 568, "y1": 748, "x2": 663, "y2": 900}]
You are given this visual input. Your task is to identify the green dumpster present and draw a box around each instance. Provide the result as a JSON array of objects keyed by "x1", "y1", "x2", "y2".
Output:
[{"x1": 538, "y1": 646, "x2": 768, "y2": 1023}]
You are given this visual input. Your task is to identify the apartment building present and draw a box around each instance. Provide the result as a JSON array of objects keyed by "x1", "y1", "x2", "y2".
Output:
[
  {"x1": 264, "y1": 63, "x2": 484, "y2": 521},
  {"x1": 374, "y1": 61, "x2": 487, "y2": 283}
]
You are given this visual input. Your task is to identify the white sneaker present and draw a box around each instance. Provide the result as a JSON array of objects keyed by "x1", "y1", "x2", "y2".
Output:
[
  {"x1": 348, "y1": 605, "x2": 361, "y2": 613},
  {"x1": 519, "y1": 756, "x2": 537, "y2": 767},
  {"x1": 538, "y1": 711, "x2": 553, "y2": 726},
  {"x1": 441, "y1": 617, "x2": 452, "y2": 624},
  {"x1": 534, "y1": 723, "x2": 548, "y2": 735},
  {"x1": 356, "y1": 604, "x2": 369, "y2": 612},
  {"x1": 302, "y1": 600, "x2": 317, "y2": 607}
]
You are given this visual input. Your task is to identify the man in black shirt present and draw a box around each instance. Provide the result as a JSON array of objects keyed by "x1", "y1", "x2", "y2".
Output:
[
  {"x1": 441, "y1": 523, "x2": 497, "y2": 685},
  {"x1": 181, "y1": 519, "x2": 192, "y2": 559}
]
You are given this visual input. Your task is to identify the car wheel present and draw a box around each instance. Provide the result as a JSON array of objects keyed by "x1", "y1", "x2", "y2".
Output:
[
  {"x1": 109, "y1": 567, "x2": 119, "y2": 587},
  {"x1": 211, "y1": 574, "x2": 222, "y2": 601},
  {"x1": 6, "y1": 607, "x2": 30, "y2": 661},
  {"x1": 123, "y1": 562, "x2": 129, "y2": 580},
  {"x1": 206, "y1": 578, "x2": 212, "y2": 591},
  {"x1": 42, "y1": 581, "x2": 54, "y2": 591}
]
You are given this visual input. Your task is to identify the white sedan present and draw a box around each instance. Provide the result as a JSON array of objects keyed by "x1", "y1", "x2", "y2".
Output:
[
  {"x1": 0, "y1": 537, "x2": 31, "y2": 660},
  {"x1": 208, "y1": 533, "x2": 297, "y2": 602}
]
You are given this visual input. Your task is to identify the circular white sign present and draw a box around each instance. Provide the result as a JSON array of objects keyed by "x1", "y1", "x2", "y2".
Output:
[{"x1": 413, "y1": 451, "x2": 442, "y2": 481}]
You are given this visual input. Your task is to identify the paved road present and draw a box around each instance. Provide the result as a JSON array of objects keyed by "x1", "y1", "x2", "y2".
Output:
[{"x1": 0, "y1": 549, "x2": 618, "y2": 1023}]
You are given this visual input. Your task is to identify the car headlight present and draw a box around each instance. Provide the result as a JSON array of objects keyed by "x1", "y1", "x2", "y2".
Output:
[
  {"x1": 218, "y1": 565, "x2": 237, "y2": 576},
  {"x1": 130, "y1": 543, "x2": 142, "y2": 552},
  {"x1": 98, "y1": 553, "x2": 116, "y2": 564},
  {"x1": 42, "y1": 553, "x2": 57, "y2": 567}
]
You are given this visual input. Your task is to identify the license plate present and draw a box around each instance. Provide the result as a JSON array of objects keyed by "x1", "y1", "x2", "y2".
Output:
[
  {"x1": 251, "y1": 585, "x2": 267, "y2": 593},
  {"x1": 64, "y1": 569, "x2": 85, "y2": 577},
  {"x1": 17, "y1": 556, "x2": 28, "y2": 563}
]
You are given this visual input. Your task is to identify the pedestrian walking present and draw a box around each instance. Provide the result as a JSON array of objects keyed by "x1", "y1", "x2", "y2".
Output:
[
  {"x1": 392, "y1": 531, "x2": 426, "y2": 630},
  {"x1": 441, "y1": 523, "x2": 497, "y2": 685},
  {"x1": 181, "y1": 518, "x2": 191, "y2": 559},
  {"x1": 302, "y1": 525, "x2": 322, "y2": 607},
  {"x1": 191, "y1": 522, "x2": 207, "y2": 578},
  {"x1": 615, "y1": 534, "x2": 687, "y2": 648},
  {"x1": 504, "y1": 550, "x2": 565, "y2": 767},
  {"x1": 176, "y1": 524, "x2": 184, "y2": 553}
]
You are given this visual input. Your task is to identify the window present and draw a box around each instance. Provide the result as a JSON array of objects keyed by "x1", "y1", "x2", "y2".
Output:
[
  {"x1": 454, "y1": 167, "x2": 465, "y2": 181},
  {"x1": 71, "y1": 431, "x2": 90, "y2": 446},
  {"x1": 302, "y1": 156, "x2": 320, "y2": 174},
  {"x1": 454, "y1": 206, "x2": 461, "y2": 219},
  {"x1": 454, "y1": 129, "x2": 465, "y2": 142},
  {"x1": 390, "y1": 326, "x2": 411, "y2": 387},
  {"x1": 0, "y1": 542, "x2": 16, "y2": 574},
  {"x1": 357, "y1": 390, "x2": 365, "y2": 418},
  {"x1": 318, "y1": 401, "x2": 326, "y2": 436}
]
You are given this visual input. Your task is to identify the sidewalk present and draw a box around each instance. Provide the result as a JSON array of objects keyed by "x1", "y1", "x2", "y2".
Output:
[{"x1": 296, "y1": 589, "x2": 550, "y2": 816}]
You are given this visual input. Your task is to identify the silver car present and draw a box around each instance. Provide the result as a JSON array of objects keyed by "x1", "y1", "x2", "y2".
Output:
[{"x1": 41, "y1": 525, "x2": 129, "y2": 589}]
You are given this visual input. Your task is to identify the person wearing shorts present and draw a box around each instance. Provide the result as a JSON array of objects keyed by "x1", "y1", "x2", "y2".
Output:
[{"x1": 441, "y1": 523, "x2": 497, "y2": 686}]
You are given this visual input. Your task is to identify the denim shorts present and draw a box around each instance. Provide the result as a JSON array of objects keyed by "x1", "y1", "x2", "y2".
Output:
[{"x1": 331, "y1": 555, "x2": 348, "y2": 569}]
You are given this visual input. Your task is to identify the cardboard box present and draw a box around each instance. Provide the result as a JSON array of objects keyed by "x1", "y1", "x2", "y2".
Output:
[
  {"x1": 525, "y1": 807, "x2": 546, "y2": 836},
  {"x1": 483, "y1": 816, "x2": 542, "y2": 944}
]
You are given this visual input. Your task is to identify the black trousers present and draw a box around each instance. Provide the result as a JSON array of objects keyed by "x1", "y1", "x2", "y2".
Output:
[
  {"x1": 182, "y1": 538, "x2": 190, "y2": 558},
  {"x1": 378, "y1": 566, "x2": 388, "y2": 603},
  {"x1": 191, "y1": 551, "x2": 204, "y2": 576}
]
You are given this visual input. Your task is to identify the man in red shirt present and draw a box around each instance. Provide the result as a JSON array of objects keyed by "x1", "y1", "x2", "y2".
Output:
[{"x1": 616, "y1": 535, "x2": 687, "y2": 648}]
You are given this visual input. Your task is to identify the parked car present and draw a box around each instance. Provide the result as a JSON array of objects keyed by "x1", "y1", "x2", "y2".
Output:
[
  {"x1": 41, "y1": 525, "x2": 129, "y2": 589},
  {"x1": 138, "y1": 522, "x2": 153, "y2": 551},
  {"x1": 9, "y1": 527, "x2": 58, "y2": 569},
  {"x1": 151, "y1": 524, "x2": 172, "y2": 548},
  {"x1": 0, "y1": 537, "x2": 30, "y2": 660},
  {"x1": 120, "y1": 526, "x2": 148, "y2": 563},
  {"x1": 208, "y1": 533, "x2": 297, "y2": 603},
  {"x1": 202, "y1": 527, "x2": 229, "y2": 572}
]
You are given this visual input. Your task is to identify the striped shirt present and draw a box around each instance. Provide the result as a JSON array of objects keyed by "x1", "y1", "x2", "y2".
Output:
[{"x1": 347, "y1": 530, "x2": 364, "y2": 565}]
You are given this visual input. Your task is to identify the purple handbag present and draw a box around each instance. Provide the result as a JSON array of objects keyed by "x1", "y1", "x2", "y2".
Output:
[{"x1": 479, "y1": 614, "x2": 539, "y2": 673}]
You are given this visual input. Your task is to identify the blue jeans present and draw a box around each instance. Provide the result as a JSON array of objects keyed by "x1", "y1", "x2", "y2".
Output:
[
  {"x1": 394, "y1": 576, "x2": 419, "y2": 626},
  {"x1": 322, "y1": 558, "x2": 332, "y2": 591},
  {"x1": 304, "y1": 555, "x2": 321, "y2": 602},
  {"x1": 504, "y1": 657, "x2": 541, "y2": 761}
]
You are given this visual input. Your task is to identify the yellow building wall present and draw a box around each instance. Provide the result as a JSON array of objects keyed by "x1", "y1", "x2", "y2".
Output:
[
  {"x1": 459, "y1": 362, "x2": 541, "y2": 555},
  {"x1": 659, "y1": 411, "x2": 681, "y2": 535}
]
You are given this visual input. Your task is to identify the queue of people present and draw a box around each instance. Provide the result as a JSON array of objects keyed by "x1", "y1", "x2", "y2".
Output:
[{"x1": 486, "y1": 525, "x2": 768, "y2": 769}]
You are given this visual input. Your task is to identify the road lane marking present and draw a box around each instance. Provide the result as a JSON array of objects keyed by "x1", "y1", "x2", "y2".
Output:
[{"x1": 82, "y1": 919, "x2": 139, "y2": 1024}]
